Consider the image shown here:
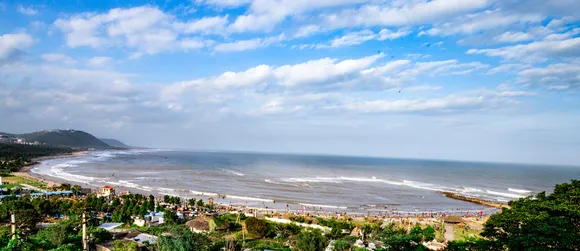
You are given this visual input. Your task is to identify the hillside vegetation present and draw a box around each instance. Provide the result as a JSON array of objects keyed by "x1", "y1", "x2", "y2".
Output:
[
  {"x1": 99, "y1": 138, "x2": 129, "y2": 148},
  {"x1": 3, "y1": 129, "x2": 109, "y2": 149},
  {"x1": 0, "y1": 143, "x2": 73, "y2": 172}
]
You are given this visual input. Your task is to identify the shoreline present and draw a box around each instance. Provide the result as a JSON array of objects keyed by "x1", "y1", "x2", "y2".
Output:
[
  {"x1": 13, "y1": 151, "x2": 89, "y2": 188},
  {"x1": 24, "y1": 151, "x2": 503, "y2": 216}
]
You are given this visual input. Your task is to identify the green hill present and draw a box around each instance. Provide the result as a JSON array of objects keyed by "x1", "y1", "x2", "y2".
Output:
[
  {"x1": 14, "y1": 129, "x2": 110, "y2": 149},
  {"x1": 99, "y1": 138, "x2": 129, "y2": 148}
]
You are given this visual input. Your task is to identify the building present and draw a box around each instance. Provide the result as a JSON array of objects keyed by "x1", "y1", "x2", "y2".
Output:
[
  {"x1": 143, "y1": 212, "x2": 164, "y2": 225},
  {"x1": 98, "y1": 186, "x2": 116, "y2": 198},
  {"x1": 133, "y1": 217, "x2": 147, "y2": 227},
  {"x1": 185, "y1": 217, "x2": 211, "y2": 233}
]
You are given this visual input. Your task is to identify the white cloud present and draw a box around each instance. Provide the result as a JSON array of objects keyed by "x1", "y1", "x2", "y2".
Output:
[
  {"x1": 467, "y1": 37, "x2": 580, "y2": 62},
  {"x1": 493, "y1": 31, "x2": 534, "y2": 43},
  {"x1": 54, "y1": 6, "x2": 226, "y2": 55},
  {"x1": 336, "y1": 96, "x2": 487, "y2": 113},
  {"x1": 255, "y1": 100, "x2": 304, "y2": 116},
  {"x1": 325, "y1": 0, "x2": 490, "y2": 28},
  {"x1": 486, "y1": 64, "x2": 530, "y2": 75},
  {"x1": 200, "y1": 0, "x2": 253, "y2": 8},
  {"x1": 517, "y1": 63, "x2": 580, "y2": 90},
  {"x1": 294, "y1": 25, "x2": 321, "y2": 38},
  {"x1": 405, "y1": 85, "x2": 443, "y2": 92},
  {"x1": 162, "y1": 54, "x2": 490, "y2": 103},
  {"x1": 330, "y1": 30, "x2": 376, "y2": 48},
  {"x1": 0, "y1": 33, "x2": 34, "y2": 58},
  {"x1": 377, "y1": 28, "x2": 411, "y2": 40},
  {"x1": 228, "y1": 0, "x2": 368, "y2": 33},
  {"x1": 214, "y1": 33, "x2": 285, "y2": 52},
  {"x1": 17, "y1": 5, "x2": 38, "y2": 15},
  {"x1": 41, "y1": 53, "x2": 77, "y2": 65},
  {"x1": 87, "y1": 56, "x2": 114, "y2": 68},
  {"x1": 173, "y1": 15, "x2": 229, "y2": 34},
  {"x1": 317, "y1": 28, "x2": 410, "y2": 48},
  {"x1": 274, "y1": 54, "x2": 383, "y2": 87},
  {"x1": 180, "y1": 38, "x2": 214, "y2": 50},
  {"x1": 422, "y1": 9, "x2": 543, "y2": 37}
]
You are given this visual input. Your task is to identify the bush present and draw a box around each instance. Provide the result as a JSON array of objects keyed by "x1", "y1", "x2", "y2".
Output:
[
  {"x1": 112, "y1": 240, "x2": 139, "y2": 251},
  {"x1": 294, "y1": 229, "x2": 327, "y2": 251},
  {"x1": 332, "y1": 240, "x2": 352, "y2": 251},
  {"x1": 423, "y1": 225, "x2": 435, "y2": 242},
  {"x1": 245, "y1": 217, "x2": 267, "y2": 238}
]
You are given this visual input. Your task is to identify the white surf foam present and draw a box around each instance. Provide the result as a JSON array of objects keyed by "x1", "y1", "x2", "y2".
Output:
[
  {"x1": 486, "y1": 190, "x2": 525, "y2": 199},
  {"x1": 224, "y1": 195, "x2": 273, "y2": 202},
  {"x1": 222, "y1": 169, "x2": 245, "y2": 176},
  {"x1": 31, "y1": 158, "x2": 101, "y2": 183},
  {"x1": 508, "y1": 188, "x2": 531, "y2": 194},
  {"x1": 300, "y1": 203, "x2": 347, "y2": 209}
]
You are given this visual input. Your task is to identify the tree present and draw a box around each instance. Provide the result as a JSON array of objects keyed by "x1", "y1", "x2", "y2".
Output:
[
  {"x1": 34, "y1": 223, "x2": 68, "y2": 248},
  {"x1": 444, "y1": 237, "x2": 494, "y2": 251},
  {"x1": 148, "y1": 195, "x2": 155, "y2": 211},
  {"x1": 295, "y1": 229, "x2": 328, "y2": 251},
  {"x1": 156, "y1": 226, "x2": 211, "y2": 251},
  {"x1": 163, "y1": 210, "x2": 179, "y2": 225},
  {"x1": 188, "y1": 198, "x2": 197, "y2": 208},
  {"x1": 71, "y1": 185, "x2": 82, "y2": 196},
  {"x1": 139, "y1": 204, "x2": 148, "y2": 217},
  {"x1": 112, "y1": 240, "x2": 139, "y2": 251},
  {"x1": 86, "y1": 227, "x2": 112, "y2": 244},
  {"x1": 383, "y1": 234, "x2": 426, "y2": 251},
  {"x1": 245, "y1": 217, "x2": 267, "y2": 238},
  {"x1": 197, "y1": 199, "x2": 204, "y2": 208},
  {"x1": 49, "y1": 243, "x2": 79, "y2": 251},
  {"x1": 59, "y1": 183, "x2": 71, "y2": 191},
  {"x1": 423, "y1": 225, "x2": 436, "y2": 242},
  {"x1": 332, "y1": 240, "x2": 352, "y2": 251},
  {"x1": 480, "y1": 180, "x2": 580, "y2": 251}
]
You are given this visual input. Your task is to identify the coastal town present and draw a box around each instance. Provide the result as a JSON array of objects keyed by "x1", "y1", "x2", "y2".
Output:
[
  {"x1": 0, "y1": 135, "x2": 578, "y2": 251},
  {"x1": 0, "y1": 155, "x2": 576, "y2": 250},
  {"x1": 0, "y1": 177, "x2": 490, "y2": 251}
]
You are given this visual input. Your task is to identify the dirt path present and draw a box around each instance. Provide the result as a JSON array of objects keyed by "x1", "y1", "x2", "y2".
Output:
[{"x1": 444, "y1": 224, "x2": 455, "y2": 242}]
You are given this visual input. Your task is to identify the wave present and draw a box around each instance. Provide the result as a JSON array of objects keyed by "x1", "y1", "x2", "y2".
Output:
[
  {"x1": 486, "y1": 190, "x2": 525, "y2": 199},
  {"x1": 222, "y1": 169, "x2": 245, "y2": 176},
  {"x1": 224, "y1": 194, "x2": 273, "y2": 203},
  {"x1": 278, "y1": 176, "x2": 446, "y2": 191},
  {"x1": 189, "y1": 190, "x2": 218, "y2": 197},
  {"x1": 300, "y1": 203, "x2": 347, "y2": 209},
  {"x1": 508, "y1": 188, "x2": 531, "y2": 194},
  {"x1": 31, "y1": 159, "x2": 102, "y2": 183}
]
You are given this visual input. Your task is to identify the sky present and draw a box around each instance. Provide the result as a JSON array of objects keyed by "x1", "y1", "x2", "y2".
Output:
[{"x1": 0, "y1": 0, "x2": 579, "y2": 166}]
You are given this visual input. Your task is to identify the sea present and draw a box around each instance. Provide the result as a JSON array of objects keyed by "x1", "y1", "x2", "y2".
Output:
[{"x1": 31, "y1": 149, "x2": 580, "y2": 214}]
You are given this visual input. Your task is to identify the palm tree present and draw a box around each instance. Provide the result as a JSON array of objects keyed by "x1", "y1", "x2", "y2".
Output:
[{"x1": 72, "y1": 184, "x2": 82, "y2": 196}]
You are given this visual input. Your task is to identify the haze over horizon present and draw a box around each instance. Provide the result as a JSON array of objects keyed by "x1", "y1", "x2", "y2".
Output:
[{"x1": 1, "y1": 0, "x2": 579, "y2": 166}]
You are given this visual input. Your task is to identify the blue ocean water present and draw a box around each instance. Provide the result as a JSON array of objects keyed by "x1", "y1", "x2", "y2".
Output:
[{"x1": 33, "y1": 149, "x2": 580, "y2": 212}]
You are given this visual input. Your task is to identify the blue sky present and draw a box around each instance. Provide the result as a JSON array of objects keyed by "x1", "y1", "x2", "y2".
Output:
[{"x1": 1, "y1": 0, "x2": 579, "y2": 165}]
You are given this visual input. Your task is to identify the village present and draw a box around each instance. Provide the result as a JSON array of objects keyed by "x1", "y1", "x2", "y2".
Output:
[{"x1": 0, "y1": 178, "x2": 489, "y2": 251}]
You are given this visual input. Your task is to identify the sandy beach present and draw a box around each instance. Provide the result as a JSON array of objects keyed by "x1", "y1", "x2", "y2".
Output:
[
  {"x1": 17, "y1": 151, "x2": 89, "y2": 188},
  {"x1": 22, "y1": 150, "x2": 505, "y2": 219}
]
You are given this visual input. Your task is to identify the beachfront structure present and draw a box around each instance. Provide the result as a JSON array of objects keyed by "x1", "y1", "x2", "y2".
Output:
[
  {"x1": 144, "y1": 212, "x2": 165, "y2": 225},
  {"x1": 133, "y1": 217, "x2": 147, "y2": 227},
  {"x1": 185, "y1": 217, "x2": 211, "y2": 233},
  {"x1": 443, "y1": 215, "x2": 465, "y2": 224},
  {"x1": 98, "y1": 185, "x2": 115, "y2": 198}
]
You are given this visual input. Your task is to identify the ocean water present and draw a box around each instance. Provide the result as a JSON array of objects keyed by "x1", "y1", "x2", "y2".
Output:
[{"x1": 32, "y1": 149, "x2": 580, "y2": 213}]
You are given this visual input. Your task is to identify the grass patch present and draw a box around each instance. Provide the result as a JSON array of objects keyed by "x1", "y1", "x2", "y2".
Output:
[
  {"x1": 2, "y1": 176, "x2": 46, "y2": 188},
  {"x1": 246, "y1": 239, "x2": 291, "y2": 251},
  {"x1": 2, "y1": 184, "x2": 22, "y2": 189},
  {"x1": 453, "y1": 225, "x2": 482, "y2": 241}
]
